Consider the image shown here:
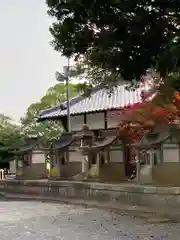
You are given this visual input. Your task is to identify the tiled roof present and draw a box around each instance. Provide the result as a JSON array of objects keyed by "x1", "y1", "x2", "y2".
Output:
[
  {"x1": 38, "y1": 84, "x2": 150, "y2": 120},
  {"x1": 53, "y1": 132, "x2": 73, "y2": 150},
  {"x1": 132, "y1": 128, "x2": 171, "y2": 148}
]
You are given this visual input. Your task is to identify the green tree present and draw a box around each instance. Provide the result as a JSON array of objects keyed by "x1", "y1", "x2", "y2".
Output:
[
  {"x1": 0, "y1": 115, "x2": 22, "y2": 162},
  {"x1": 70, "y1": 56, "x2": 123, "y2": 88},
  {"x1": 46, "y1": 0, "x2": 180, "y2": 81},
  {"x1": 21, "y1": 83, "x2": 79, "y2": 140}
]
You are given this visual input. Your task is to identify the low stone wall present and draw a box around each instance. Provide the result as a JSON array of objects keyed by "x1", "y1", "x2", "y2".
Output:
[
  {"x1": 60, "y1": 162, "x2": 82, "y2": 179},
  {"x1": 1, "y1": 180, "x2": 180, "y2": 209},
  {"x1": 152, "y1": 163, "x2": 180, "y2": 186},
  {"x1": 99, "y1": 163, "x2": 125, "y2": 182},
  {"x1": 16, "y1": 164, "x2": 47, "y2": 179}
]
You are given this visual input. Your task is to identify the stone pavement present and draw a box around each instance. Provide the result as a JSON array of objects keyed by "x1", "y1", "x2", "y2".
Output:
[
  {"x1": 4, "y1": 193, "x2": 180, "y2": 221},
  {"x1": 0, "y1": 201, "x2": 179, "y2": 239}
]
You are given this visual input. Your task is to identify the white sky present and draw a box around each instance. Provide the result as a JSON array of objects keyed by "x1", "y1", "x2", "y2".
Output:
[{"x1": 0, "y1": 0, "x2": 67, "y2": 122}]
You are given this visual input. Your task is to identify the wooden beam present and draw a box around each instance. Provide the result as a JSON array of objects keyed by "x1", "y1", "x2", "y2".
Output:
[
  {"x1": 104, "y1": 111, "x2": 107, "y2": 129},
  {"x1": 84, "y1": 113, "x2": 87, "y2": 124}
]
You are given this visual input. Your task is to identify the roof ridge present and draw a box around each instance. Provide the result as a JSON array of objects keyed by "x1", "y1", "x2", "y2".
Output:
[{"x1": 39, "y1": 84, "x2": 103, "y2": 117}]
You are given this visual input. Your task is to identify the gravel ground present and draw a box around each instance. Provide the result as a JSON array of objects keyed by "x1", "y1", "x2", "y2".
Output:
[{"x1": 0, "y1": 201, "x2": 179, "y2": 239}]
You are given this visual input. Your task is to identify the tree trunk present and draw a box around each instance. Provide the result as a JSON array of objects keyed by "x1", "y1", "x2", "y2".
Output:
[{"x1": 123, "y1": 141, "x2": 132, "y2": 176}]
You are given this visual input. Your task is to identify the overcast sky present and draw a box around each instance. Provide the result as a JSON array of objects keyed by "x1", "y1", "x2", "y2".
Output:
[{"x1": 0, "y1": 1, "x2": 66, "y2": 122}]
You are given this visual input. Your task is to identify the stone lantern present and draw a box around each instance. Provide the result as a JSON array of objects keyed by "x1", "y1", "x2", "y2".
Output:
[
  {"x1": 79, "y1": 124, "x2": 94, "y2": 173},
  {"x1": 80, "y1": 124, "x2": 93, "y2": 148}
]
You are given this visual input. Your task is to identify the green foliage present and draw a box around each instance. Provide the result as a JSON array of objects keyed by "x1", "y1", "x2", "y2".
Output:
[
  {"x1": 0, "y1": 83, "x2": 79, "y2": 162},
  {"x1": 0, "y1": 115, "x2": 23, "y2": 162},
  {"x1": 70, "y1": 56, "x2": 123, "y2": 87},
  {"x1": 20, "y1": 83, "x2": 79, "y2": 140},
  {"x1": 46, "y1": 0, "x2": 180, "y2": 81},
  {"x1": 166, "y1": 73, "x2": 180, "y2": 92}
]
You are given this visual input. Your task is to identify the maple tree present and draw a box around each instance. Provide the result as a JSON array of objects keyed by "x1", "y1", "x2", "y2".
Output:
[
  {"x1": 115, "y1": 75, "x2": 180, "y2": 145},
  {"x1": 117, "y1": 102, "x2": 178, "y2": 143}
]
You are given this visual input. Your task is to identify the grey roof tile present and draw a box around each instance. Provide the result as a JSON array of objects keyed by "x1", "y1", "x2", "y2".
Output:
[{"x1": 39, "y1": 84, "x2": 149, "y2": 120}]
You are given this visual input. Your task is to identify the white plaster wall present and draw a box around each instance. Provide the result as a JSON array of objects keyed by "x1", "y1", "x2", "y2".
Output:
[
  {"x1": 10, "y1": 160, "x2": 16, "y2": 173},
  {"x1": 71, "y1": 111, "x2": 120, "y2": 131},
  {"x1": 69, "y1": 151, "x2": 82, "y2": 162},
  {"x1": 163, "y1": 144, "x2": 179, "y2": 163},
  {"x1": 71, "y1": 115, "x2": 84, "y2": 131},
  {"x1": 87, "y1": 112, "x2": 104, "y2": 129},
  {"x1": 107, "y1": 111, "x2": 120, "y2": 128},
  {"x1": 110, "y1": 150, "x2": 123, "y2": 163},
  {"x1": 32, "y1": 151, "x2": 45, "y2": 164}
]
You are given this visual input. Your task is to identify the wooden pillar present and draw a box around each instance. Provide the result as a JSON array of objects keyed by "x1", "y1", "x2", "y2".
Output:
[
  {"x1": 123, "y1": 142, "x2": 131, "y2": 176},
  {"x1": 49, "y1": 151, "x2": 53, "y2": 178},
  {"x1": 56, "y1": 151, "x2": 61, "y2": 177},
  {"x1": 84, "y1": 113, "x2": 87, "y2": 124},
  {"x1": 104, "y1": 111, "x2": 109, "y2": 164},
  {"x1": 104, "y1": 111, "x2": 107, "y2": 129},
  {"x1": 136, "y1": 151, "x2": 140, "y2": 183},
  {"x1": 149, "y1": 150, "x2": 154, "y2": 166}
]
